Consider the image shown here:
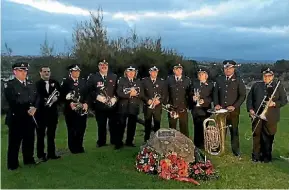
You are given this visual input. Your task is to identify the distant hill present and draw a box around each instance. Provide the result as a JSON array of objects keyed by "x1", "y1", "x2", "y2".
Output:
[{"x1": 187, "y1": 57, "x2": 275, "y2": 64}]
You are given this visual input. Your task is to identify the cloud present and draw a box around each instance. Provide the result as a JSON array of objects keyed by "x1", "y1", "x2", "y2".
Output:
[{"x1": 2, "y1": 0, "x2": 289, "y2": 60}]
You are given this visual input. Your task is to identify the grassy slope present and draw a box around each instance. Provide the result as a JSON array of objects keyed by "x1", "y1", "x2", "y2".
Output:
[{"x1": 1, "y1": 105, "x2": 289, "y2": 189}]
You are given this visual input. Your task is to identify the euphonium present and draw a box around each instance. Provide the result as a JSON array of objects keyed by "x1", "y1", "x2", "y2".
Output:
[
  {"x1": 203, "y1": 109, "x2": 230, "y2": 155},
  {"x1": 45, "y1": 89, "x2": 60, "y2": 107},
  {"x1": 148, "y1": 93, "x2": 161, "y2": 109}
]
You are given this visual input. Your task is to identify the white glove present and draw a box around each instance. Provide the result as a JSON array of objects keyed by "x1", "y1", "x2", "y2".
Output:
[
  {"x1": 52, "y1": 96, "x2": 58, "y2": 102},
  {"x1": 165, "y1": 104, "x2": 171, "y2": 109},
  {"x1": 110, "y1": 97, "x2": 117, "y2": 106},
  {"x1": 96, "y1": 95, "x2": 107, "y2": 103}
]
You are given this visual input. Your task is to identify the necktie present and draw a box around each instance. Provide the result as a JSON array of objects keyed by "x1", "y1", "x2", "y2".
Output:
[
  {"x1": 152, "y1": 80, "x2": 155, "y2": 83},
  {"x1": 226, "y1": 77, "x2": 229, "y2": 81},
  {"x1": 45, "y1": 81, "x2": 49, "y2": 93},
  {"x1": 103, "y1": 75, "x2": 106, "y2": 80},
  {"x1": 176, "y1": 77, "x2": 179, "y2": 81},
  {"x1": 23, "y1": 81, "x2": 26, "y2": 86}
]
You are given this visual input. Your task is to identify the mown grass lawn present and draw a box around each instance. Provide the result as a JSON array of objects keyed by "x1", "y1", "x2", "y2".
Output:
[{"x1": 1, "y1": 105, "x2": 289, "y2": 189}]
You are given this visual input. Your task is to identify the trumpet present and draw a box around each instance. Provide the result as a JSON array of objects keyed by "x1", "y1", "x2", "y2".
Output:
[
  {"x1": 245, "y1": 81, "x2": 281, "y2": 140},
  {"x1": 194, "y1": 88, "x2": 201, "y2": 107},
  {"x1": 66, "y1": 91, "x2": 88, "y2": 116},
  {"x1": 45, "y1": 89, "x2": 60, "y2": 107},
  {"x1": 123, "y1": 87, "x2": 140, "y2": 95},
  {"x1": 148, "y1": 93, "x2": 161, "y2": 109},
  {"x1": 162, "y1": 104, "x2": 179, "y2": 119}
]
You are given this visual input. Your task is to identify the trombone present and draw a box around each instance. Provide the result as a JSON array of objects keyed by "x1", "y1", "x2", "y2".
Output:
[
  {"x1": 245, "y1": 81, "x2": 281, "y2": 140},
  {"x1": 162, "y1": 104, "x2": 179, "y2": 119}
]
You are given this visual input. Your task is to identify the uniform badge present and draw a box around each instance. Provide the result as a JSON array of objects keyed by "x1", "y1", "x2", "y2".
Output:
[
  {"x1": 156, "y1": 84, "x2": 159, "y2": 88},
  {"x1": 97, "y1": 82, "x2": 103, "y2": 87},
  {"x1": 109, "y1": 80, "x2": 113, "y2": 82},
  {"x1": 51, "y1": 83, "x2": 55, "y2": 87},
  {"x1": 74, "y1": 83, "x2": 78, "y2": 86}
]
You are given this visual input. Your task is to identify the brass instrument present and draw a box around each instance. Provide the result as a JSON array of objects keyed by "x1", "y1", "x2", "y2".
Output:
[
  {"x1": 123, "y1": 87, "x2": 140, "y2": 95},
  {"x1": 45, "y1": 89, "x2": 60, "y2": 107},
  {"x1": 162, "y1": 104, "x2": 179, "y2": 119},
  {"x1": 148, "y1": 93, "x2": 161, "y2": 109},
  {"x1": 98, "y1": 86, "x2": 117, "y2": 107},
  {"x1": 203, "y1": 108, "x2": 231, "y2": 155},
  {"x1": 66, "y1": 91, "x2": 88, "y2": 116},
  {"x1": 194, "y1": 88, "x2": 201, "y2": 107},
  {"x1": 245, "y1": 81, "x2": 281, "y2": 140}
]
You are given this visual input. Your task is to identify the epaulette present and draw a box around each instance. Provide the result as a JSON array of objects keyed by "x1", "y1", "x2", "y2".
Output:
[{"x1": 160, "y1": 78, "x2": 164, "y2": 80}]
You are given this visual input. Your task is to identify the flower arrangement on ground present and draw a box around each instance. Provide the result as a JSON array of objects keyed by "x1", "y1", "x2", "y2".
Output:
[{"x1": 135, "y1": 146, "x2": 219, "y2": 185}]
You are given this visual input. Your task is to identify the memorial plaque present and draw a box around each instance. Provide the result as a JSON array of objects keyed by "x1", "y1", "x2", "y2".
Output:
[{"x1": 157, "y1": 130, "x2": 176, "y2": 138}]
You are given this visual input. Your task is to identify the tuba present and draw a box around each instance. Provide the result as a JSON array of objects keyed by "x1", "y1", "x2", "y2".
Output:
[
  {"x1": 148, "y1": 93, "x2": 161, "y2": 109},
  {"x1": 66, "y1": 91, "x2": 88, "y2": 116},
  {"x1": 45, "y1": 89, "x2": 60, "y2": 107},
  {"x1": 203, "y1": 108, "x2": 231, "y2": 155}
]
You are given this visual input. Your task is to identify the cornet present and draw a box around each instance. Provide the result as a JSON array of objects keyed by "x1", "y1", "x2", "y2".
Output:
[
  {"x1": 123, "y1": 87, "x2": 140, "y2": 95},
  {"x1": 148, "y1": 93, "x2": 161, "y2": 109},
  {"x1": 162, "y1": 104, "x2": 179, "y2": 119},
  {"x1": 194, "y1": 88, "x2": 201, "y2": 107},
  {"x1": 66, "y1": 91, "x2": 88, "y2": 116},
  {"x1": 45, "y1": 89, "x2": 60, "y2": 107}
]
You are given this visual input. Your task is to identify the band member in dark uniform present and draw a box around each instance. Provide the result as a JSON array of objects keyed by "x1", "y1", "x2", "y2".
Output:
[
  {"x1": 213, "y1": 60, "x2": 246, "y2": 157},
  {"x1": 60, "y1": 64, "x2": 88, "y2": 154},
  {"x1": 4, "y1": 62, "x2": 39, "y2": 170},
  {"x1": 190, "y1": 67, "x2": 214, "y2": 149},
  {"x1": 86, "y1": 59, "x2": 118, "y2": 147},
  {"x1": 35, "y1": 66, "x2": 61, "y2": 161},
  {"x1": 246, "y1": 68, "x2": 288, "y2": 162},
  {"x1": 142, "y1": 66, "x2": 167, "y2": 142},
  {"x1": 166, "y1": 64, "x2": 191, "y2": 137},
  {"x1": 115, "y1": 66, "x2": 144, "y2": 149}
]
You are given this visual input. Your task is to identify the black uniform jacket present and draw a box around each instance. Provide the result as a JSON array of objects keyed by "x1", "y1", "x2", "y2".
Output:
[
  {"x1": 190, "y1": 80, "x2": 214, "y2": 116},
  {"x1": 167, "y1": 75, "x2": 191, "y2": 112},
  {"x1": 35, "y1": 78, "x2": 61, "y2": 125},
  {"x1": 4, "y1": 78, "x2": 39, "y2": 126},
  {"x1": 116, "y1": 77, "x2": 144, "y2": 115},
  {"x1": 60, "y1": 77, "x2": 88, "y2": 113},
  {"x1": 86, "y1": 72, "x2": 118, "y2": 111},
  {"x1": 141, "y1": 77, "x2": 167, "y2": 110},
  {"x1": 246, "y1": 80, "x2": 288, "y2": 124},
  {"x1": 213, "y1": 74, "x2": 246, "y2": 109}
]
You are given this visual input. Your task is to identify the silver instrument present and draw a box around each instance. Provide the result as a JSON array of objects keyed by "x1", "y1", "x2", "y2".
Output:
[
  {"x1": 162, "y1": 104, "x2": 179, "y2": 119},
  {"x1": 148, "y1": 93, "x2": 161, "y2": 109},
  {"x1": 45, "y1": 89, "x2": 60, "y2": 107},
  {"x1": 66, "y1": 91, "x2": 88, "y2": 116},
  {"x1": 123, "y1": 87, "x2": 140, "y2": 95},
  {"x1": 98, "y1": 86, "x2": 117, "y2": 107},
  {"x1": 194, "y1": 88, "x2": 201, "y2": 107}
]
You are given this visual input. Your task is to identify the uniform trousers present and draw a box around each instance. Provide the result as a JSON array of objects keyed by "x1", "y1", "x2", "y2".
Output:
[
  {"x1": 95, "y1": 109, "x2": 116, "y2": 146},
  {"x1": 225, "y1": 109, "x2": 240, "y2": 156},
  {"x1": 64, "y1": 111, "x2": 87, "y2": 153},
  {"x1": 252, "y1": 119, "x2": 276, "y2": 162},
  {"x1": 115, "y1": 114, "x2": 138, "y2": 145},
  {"x1": 7, "y1": 115, "x2": 35, "y2": 169},
  {"x1": 143, "y1": 107, "x2": 161, "y2": 141},
  {"x1": 168, "y1": 110, "x2": 189, "y2": 137},
  {"x1": 192, "y1": 113, "x2": 209, "y2": 149}
]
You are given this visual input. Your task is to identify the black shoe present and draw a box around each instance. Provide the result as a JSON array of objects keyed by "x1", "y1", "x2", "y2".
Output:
[
  {"x1": 47, "y1": 155, "x2": 61, "y2": 160},
  {"x1": 252, "y1": 158, "x2": 259, "y2": 162},
  {"x1": 97, "y1": 144, "x2": 107, "y2": 147},
  {"x1": 24, "y1": 160, "x2": 39, "y2": 165},
  {"x1": 115, "y1": 144, "x2": 124, "y2": 150},
  {"x1": 38, "y1": 156, "x2": 48, "y2": 162},
  {"x1": 125, "y1": 143, "x2": 136, "y2": 147},
  {"x1": 8, "y1": 165, "x2": 19, "y2": 170}
]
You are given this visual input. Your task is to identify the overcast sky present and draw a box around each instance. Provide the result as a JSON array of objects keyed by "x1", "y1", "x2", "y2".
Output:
[{"x1": 1, "y1": 0, "x2": 289, "y2": 61}]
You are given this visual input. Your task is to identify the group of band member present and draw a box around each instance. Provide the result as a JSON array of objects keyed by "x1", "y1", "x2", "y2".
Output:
[{"x1": 4, "y1": 59, "x2": 288, "y2": 171}]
